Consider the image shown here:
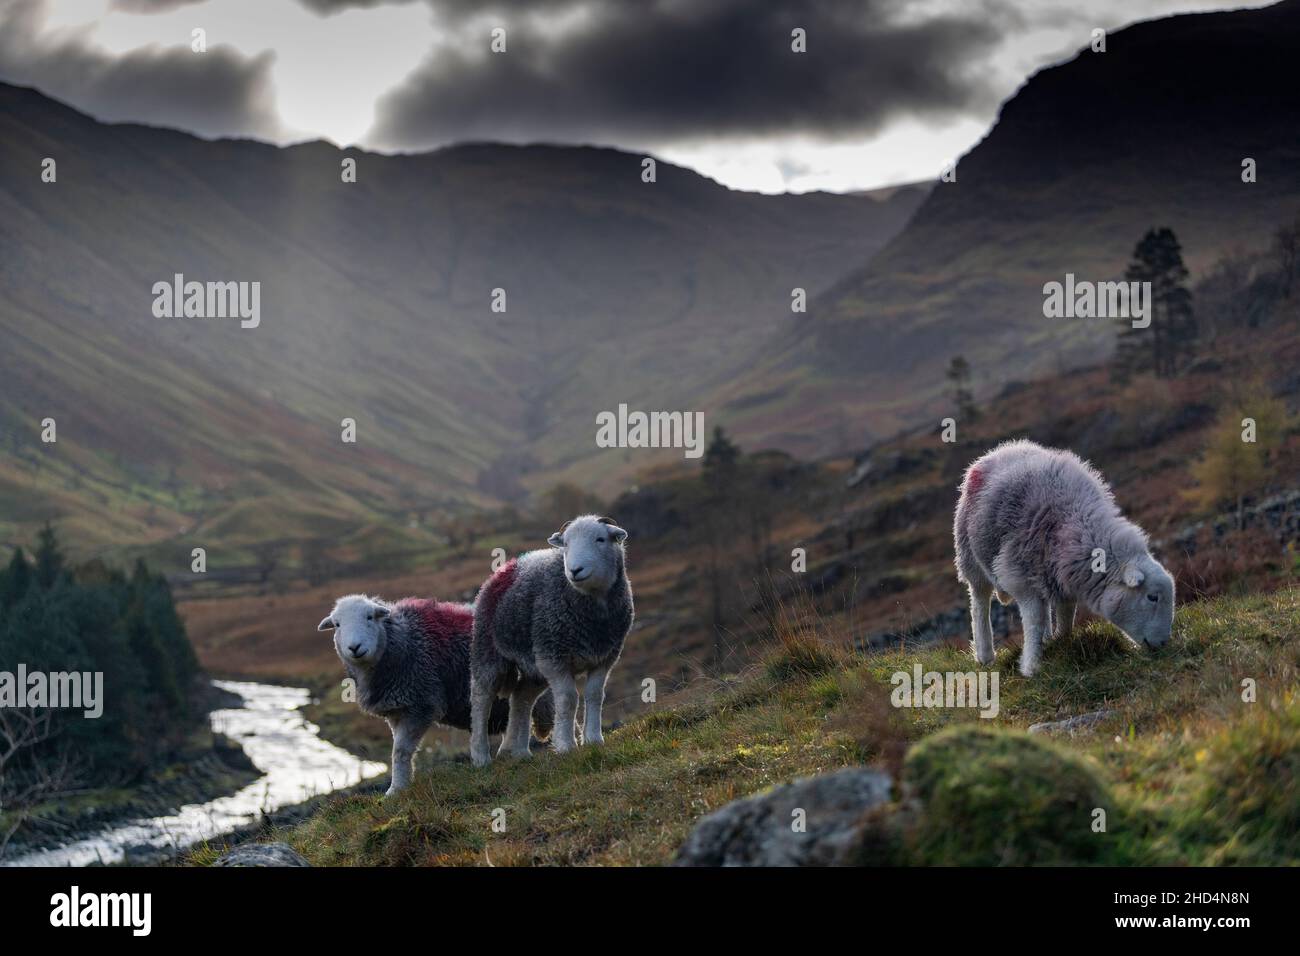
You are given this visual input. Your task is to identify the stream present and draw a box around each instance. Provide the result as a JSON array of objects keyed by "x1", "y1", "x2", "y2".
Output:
[{"x1": 2, "y1": 679, "x2": 386, "y2": 867}]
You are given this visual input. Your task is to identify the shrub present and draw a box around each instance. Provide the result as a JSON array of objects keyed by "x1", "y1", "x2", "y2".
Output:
[{"x1": 901, "y1": 724, "x2": 1115, "y2": 865}]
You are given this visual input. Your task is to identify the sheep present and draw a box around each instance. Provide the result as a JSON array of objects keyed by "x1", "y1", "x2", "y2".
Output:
[
  {"x1": 318, "y1": 593, "x2": 554, "y2": 794},
  {"x1": 953, "y1": 439, "x2": 1175, "y2": 676},
  {"x1": 469, "y1": 515, "x2": 634, "y2": 767}
]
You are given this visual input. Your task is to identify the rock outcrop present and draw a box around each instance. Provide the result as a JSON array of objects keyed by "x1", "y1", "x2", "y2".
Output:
[
  {"x1": 674, "y1": 767, "x2": 892, "y2": 866},
  {"x1": 213, "y1": 842, "x2": 311, "y2": 867}
]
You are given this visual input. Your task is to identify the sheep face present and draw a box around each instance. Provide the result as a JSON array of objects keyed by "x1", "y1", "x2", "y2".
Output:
[
  {"x1": 547, "y1": 515, "x2": 628, "y2": 595},
  {"x1": 1096, "y1": 556, "x2": 1175, "y2": 650},
  {"x1": 318, "y1": 594, "x2": 391, "y2": 667}
]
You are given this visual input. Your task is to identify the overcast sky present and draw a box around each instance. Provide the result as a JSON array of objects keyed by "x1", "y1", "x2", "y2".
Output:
[{"x1": 0, "y1": 0, "x2": 1271, "y2": 192}]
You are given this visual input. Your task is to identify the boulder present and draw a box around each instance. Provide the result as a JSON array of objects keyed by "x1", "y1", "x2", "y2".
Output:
[
  {"x1": 1028, "y1": 710, "x2": 1117, "y2": 737},
  {"x1": 674, "y1": 767, "x2": 892, "y2": 866},
  {"x1": 212, "y1": 842, "x2": 310, "y2": 867}
]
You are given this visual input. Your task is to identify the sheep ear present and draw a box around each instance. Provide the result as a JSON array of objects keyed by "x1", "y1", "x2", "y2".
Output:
[
  {"x1": 598, "y1": 517, "x2": 628, "y2": 542},
  {"x1": 317, "y1": 616, "x2": 334, "y2": 631},
  {"x1": 1122, "y1": 564, "x2": 1145, "y2": 588},
  {"x1": 373, "y1": 606, "x2": 389, "y2": 620},
  {"x1": 548, "y1": 520, "x2": 571, "y2": 548}
]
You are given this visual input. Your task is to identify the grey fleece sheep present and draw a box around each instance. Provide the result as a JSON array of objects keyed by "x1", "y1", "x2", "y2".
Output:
[
  {"x1": 954, "y1": 440, "x2": 1175, "y2": 676},
  {"x1": 318, "y1": 594, "x2": 554, "y2": 794},
  {"x1": 469, "y1": 515, "x2": 634, "y2": 767}
]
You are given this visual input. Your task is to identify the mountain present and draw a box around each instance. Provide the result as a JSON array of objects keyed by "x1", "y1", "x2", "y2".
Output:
[
  {"x1": 0, "y1": 80, "x2": 926, "y2": 557},
  {"x1": 712, "y1": 0, "x2": 1300, "y2": 455}
]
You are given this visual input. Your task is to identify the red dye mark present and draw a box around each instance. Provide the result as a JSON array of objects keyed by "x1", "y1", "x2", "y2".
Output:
[
  {"x1": 475, "y1": 558, "x2": 518, "y2": 633},
  {"x1": 395, "y1": 598, "x2": 473, "y2": 643},
  {"x1": 965, "y1": 465, "x2": 985, "y2": 495}
]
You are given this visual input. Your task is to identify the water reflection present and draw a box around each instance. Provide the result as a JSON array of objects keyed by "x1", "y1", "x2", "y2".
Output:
[{"x1": 3, "y1": 679, "x2": 386, "y2": 867}]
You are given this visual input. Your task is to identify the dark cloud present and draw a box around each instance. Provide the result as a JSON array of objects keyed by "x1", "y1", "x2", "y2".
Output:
[
  {"x1": 109, "y1": 0, "x2": 210, "y2": 11},
  {"x1": 0, "y1": 0, "x2": 283, "y2": 140},
  {"x1": 293, "y1": 0, "x2": 413, "y2": 12},
  {"x1": 368, "y1": 0, "x2": 1019, "y2": 150}
]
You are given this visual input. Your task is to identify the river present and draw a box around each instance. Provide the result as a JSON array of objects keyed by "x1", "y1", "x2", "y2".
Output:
[{"x1": 2, "y1": 679, "x2": 387, "y2": 867}]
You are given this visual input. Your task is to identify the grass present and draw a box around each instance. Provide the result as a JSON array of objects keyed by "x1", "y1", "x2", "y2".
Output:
[{"x1": 247, "y1": 588, "x2": 1299, "y2": 866}]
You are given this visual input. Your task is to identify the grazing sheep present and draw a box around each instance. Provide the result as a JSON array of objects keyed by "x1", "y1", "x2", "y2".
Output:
[
  {"x1": 469, "y1": 515, "x2": 634, "y2": 767},
  {"x1": 318, "y1": 594, "x2": 553, "y2": 794},
  {"x1": 954, "y1": 439, "x2": 1174, "y2": 676}
]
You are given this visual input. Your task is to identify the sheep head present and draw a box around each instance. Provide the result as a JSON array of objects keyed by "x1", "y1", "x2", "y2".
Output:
[
  {"x1": 318, "y1": 594, "x2": 391, "y2": 667},
  {"x1": 1095, "y1": 553, "x2": 1175, "y2": 650},
  {"x1": 547, "y1": 515, "x2": 627, "y2": 595}
]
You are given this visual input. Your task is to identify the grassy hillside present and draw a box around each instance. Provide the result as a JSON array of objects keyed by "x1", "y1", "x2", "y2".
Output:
[
  {"x1": 178, "y1": 295, "x2": 1300, "y2": 765},
  {"x1": 205, "y1": 589, "x2": 1297, "y2": 866}
]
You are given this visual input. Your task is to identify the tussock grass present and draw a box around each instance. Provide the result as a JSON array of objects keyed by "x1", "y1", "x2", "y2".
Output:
[{"x1": 257, "y1": 589, "x2": 1299, "y2": 866}]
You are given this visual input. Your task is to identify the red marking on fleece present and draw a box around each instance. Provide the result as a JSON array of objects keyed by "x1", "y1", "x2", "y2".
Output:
[
  {"x1": 966, "y1": 466, "x2": 985, "y2": 496},
  {"x1": 475, "y1": 558, "x2": 518, "y2": 633},
  {"x1": 394, "y1": 598, "x2": 472, "y2": 643}
]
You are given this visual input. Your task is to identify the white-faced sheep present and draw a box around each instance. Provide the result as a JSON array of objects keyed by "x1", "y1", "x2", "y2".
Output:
[
  {"x1": 469, "y1": 515, "x2": 634, "y2": 767},
  {"x1": 318, "y1": 594, "x2": 553, "y2": 794},
  {"x1": 954, "y1": 439, "x2": 1175, "y2": 676}
]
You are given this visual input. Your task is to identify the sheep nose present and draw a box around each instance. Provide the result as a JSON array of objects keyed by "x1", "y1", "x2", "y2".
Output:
[
  {"x1": 349, "y1": 643, "x2": 365, "y2": 657},
  {"x1": 570, "y1": 565, "x2": 586, "y2": 578}
]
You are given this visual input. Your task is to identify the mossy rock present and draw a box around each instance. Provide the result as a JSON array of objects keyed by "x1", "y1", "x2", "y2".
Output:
[
  {"x1": 902, "y1": 724, "x2": 1114, "y2": 865},
  {"x1": 1197, "y1": 700, "x2": 1300, "y2": 861}
]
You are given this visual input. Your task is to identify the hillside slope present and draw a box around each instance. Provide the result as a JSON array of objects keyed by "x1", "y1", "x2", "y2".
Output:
[
  {"x1": 0, "y1": 81, "x2": 926, "y2": 557},
  {"x1": 715, "y1": 0, "x2": 1300, "y2": 455},
  {"x1": 243, "y1": 590, "x2": 1299, "y2": 866}
]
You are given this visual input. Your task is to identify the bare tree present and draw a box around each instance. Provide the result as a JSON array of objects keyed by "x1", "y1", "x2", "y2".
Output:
[
  {"x1": 0, "y1": 708, "x2": 82, "y2": 857},
  {"x1": 250, "y1": 542, "x2": 280, "y2": 592},
  {"x1": 1274, "y1": 213, "x2": 1300, "y2": 300}
]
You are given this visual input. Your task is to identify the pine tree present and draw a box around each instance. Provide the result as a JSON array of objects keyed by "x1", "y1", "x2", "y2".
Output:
[
  {"x1": 702, "y1": 426, "x2": 740, "y2": 493},
  {"x1": 700, "y1": 427, "x2": 741, "y2": 671},
  {"x1": 946, "y1": 355, "x2": 978, "y2": 422},
  {"x1": 1115, "y1": 227, "x2": 1196, "y2": 379},
  {"x1": 0, "y1": 547, "x2": 32, "y2": 610},
  {"x1": 33, "y1": 521, "x2": 66, "y2": 589}
]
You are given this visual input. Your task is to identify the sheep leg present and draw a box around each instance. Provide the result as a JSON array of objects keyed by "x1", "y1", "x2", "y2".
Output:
[
  {"x1": 1017, "y1": 597, "x2": 1050, "y2": 677},
  {"x1": 967, "y1": 582, "x2": 996, "y2": 666},
  {"x1": 500, "y1": 684, "x2": 543, "y2": 758},
  {"x1": 469, "y1": 675, "x2": 496, "y2": 768},
  {"x1": 387, "y1": 717, "x2": 426, "y2": 796},
  {"x1": 582, "y1": 666, "x2": 610, "y2": 746},
  {"x1": 544, "y1": 671, "x2": 579, "y2": 754},
  {"x1": 1051, "y1": 598, "x2": 1077, "y2": 641}
]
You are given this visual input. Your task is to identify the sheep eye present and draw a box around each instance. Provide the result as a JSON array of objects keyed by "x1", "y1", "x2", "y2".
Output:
[
  {"x1": 597, "y1": 537, "x2": 606, "y2": 543},
  {"x1": 1147, "y1": 594, "x2": 1159, "y2": 603}
]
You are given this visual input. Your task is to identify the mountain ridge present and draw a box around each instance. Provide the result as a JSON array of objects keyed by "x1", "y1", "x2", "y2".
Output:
[
  {"x1": 710, "y1": 0, "x2": 1300, "y2": 455},
  {"x1": 0, "y1": 79, "x2": 926, "y2": 558}
]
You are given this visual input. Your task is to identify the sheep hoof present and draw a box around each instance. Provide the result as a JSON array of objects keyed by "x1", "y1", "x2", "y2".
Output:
[
  {"x1": 584, "y1": 732, "x2": 604, "y2": 747},
  {"x1": 384, "y1": 785, "x2": 404, "y2": 798},
  {"x1": 470, "y1": 751, "x2": 492, "y2": 768},
  {"x1": 1019, "y1": 659, "x2": 1040, "y2": 677}
]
